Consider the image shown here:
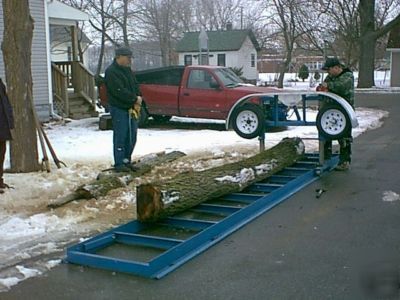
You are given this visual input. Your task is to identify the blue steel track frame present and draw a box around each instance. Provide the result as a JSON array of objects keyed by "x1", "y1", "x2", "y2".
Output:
[{"x1": 66, "y1": 154, "x2": 338, "y2": 279}]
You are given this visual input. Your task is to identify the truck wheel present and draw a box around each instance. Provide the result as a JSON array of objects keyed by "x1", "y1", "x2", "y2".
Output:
[
  {"x1": 138, "y1": 107, "x2": 149, "y2": 128},
  {"x1": 152, "y1": 115, "x2": 172, "y2": 123},
  {"x1": 316, "y1": 104, "x2": 351, "y2": 140},
  {"x1": 232, "y1": 103, "x2": 264, "y2": 139}
]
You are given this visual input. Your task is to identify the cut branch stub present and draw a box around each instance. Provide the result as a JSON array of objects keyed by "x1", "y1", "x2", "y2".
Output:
[{"x1": 47, "y1": 151, "x2": 186, "y2": 209}]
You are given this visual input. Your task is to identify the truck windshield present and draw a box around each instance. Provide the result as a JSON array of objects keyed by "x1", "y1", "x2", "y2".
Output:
[{"x1": 214, "y1": 68, "x2": 243, "y2": 88}]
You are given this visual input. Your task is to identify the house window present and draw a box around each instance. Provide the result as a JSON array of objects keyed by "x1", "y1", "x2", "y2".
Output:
[
  {"x1": 251, "y1": 53, "x2": 255, "y2": 67},
  {"x1": 200, "y1": 54, "x2": 209, "y2": 65},
  {"x1": 217, "y1": 54, "x2": 226, "y2": 66},
  {"x1": 184, "y1": 55, "x2": 192, "y2": 66}
]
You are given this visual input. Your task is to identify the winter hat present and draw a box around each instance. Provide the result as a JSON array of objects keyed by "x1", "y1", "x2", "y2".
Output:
[
  {"x1": 115, "y1": 46, "x2": 133, "y2": 57},
  {"x1": 322, "y1": 57, "x2": 343, "y2": 70}
]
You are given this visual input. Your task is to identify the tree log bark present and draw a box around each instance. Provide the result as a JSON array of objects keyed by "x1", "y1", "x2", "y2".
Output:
[
  {"x1": 137, "y1": 138, "x2": 305, "y2": 222},
  {"x1": 48, "y1": 151, "x2": 185, "y2": 208}
]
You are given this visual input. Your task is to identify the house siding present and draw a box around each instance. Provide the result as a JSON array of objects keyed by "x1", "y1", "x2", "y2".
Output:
[
  {"x1": 0, "y1": 0, "x2": 51, "y2": 120},
  {"x1": 237, "y1": 36, "x2": 258, "y2": 80},
  {"x1": 178, "y1": 36, "x2": 258, "y2": 81},
  {"x1": 390, "y1": 51, "x2": 400, "y2": 87}
]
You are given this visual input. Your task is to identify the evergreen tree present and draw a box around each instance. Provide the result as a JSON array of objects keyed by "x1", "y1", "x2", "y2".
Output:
[{"x1": 298, "y1": 64, "x2": 309, "y2": 82}]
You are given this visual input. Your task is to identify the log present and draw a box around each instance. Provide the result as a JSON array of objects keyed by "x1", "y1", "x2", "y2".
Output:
[
  {"x1": 47, "y1": 151, "x2": 186, "y2": 208},
  {"x1": 137, "y1": 137, "x2": 305, "y2": 222}
]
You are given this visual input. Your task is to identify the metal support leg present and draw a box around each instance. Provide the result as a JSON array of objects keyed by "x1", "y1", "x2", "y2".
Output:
[
  {"x1": 319, "y1": 139, "x2": 325, "y2": 165},
  {"x1": 258, "y1": 133, "x2": 265, "y2": 152}
]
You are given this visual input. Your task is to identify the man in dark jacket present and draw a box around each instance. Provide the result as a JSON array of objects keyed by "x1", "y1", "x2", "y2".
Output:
[
  {"x1": 320, "y1": 58, "x2": 354, "y2": 171},
  {"x1": 105, "y1": 46, "x2": 142, "y2": 172},
  {"x1": 0, "y1": 78, "x2": 14, "y2": 191}
]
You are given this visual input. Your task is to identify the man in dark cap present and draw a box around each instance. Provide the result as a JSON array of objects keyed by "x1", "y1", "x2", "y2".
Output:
[
  {"x1": 320, "y1": 57, "x2": 354, "y2": 171},
  {"x1": 0, "y1": 78, "x2": 14, "y2": 192},
  {"x1": 105, "y1": 46, "x2": 142, "y2": 172}
]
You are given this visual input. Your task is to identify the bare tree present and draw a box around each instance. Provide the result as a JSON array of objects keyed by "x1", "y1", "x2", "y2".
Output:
[
  {"x1": 262, "y1": 0, "x2": 308, "y2": 88},
  {"x1": 293, "y1": 0, "x2": 400, "y2": 87},
  {"x1": 194, "y1": 0, "x2": 243, "y2": 30},
  {"x1": 85, "y1": 0, "x2": 142, "y2": 47},
  {"x1": 136, "y1": 0, "x2": 184, "y2": 66},
  {"x1": 1, "y1": 0, "x2": 39, "y2": 172},
  {"x1": 86, "y1": 0, "x2": 116, "y2": 75},
  {"x1": 358, "y1": 0, "x2": 400, "y2": 87},
  {"x1": 109, "y1": 0, "x2": 133, "y2": 46}
]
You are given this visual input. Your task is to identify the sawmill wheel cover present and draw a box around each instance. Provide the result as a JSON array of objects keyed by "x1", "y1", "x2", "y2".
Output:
[
  {"x1": 316, "y1": 104, "x2": 351, "y2": 140},
  {"x1": 232, "y1": 103, "x2": 264, "y2": 139}
]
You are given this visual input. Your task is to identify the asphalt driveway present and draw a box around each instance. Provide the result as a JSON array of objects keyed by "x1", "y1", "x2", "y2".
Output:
[{"x1": 2, "y1": 92, "x2": 400, "y2": 300}]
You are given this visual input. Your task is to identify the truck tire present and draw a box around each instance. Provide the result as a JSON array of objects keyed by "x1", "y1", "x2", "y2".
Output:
[
  {"x1": 316, "y1": 103, "x2": 351, "y2": 140},
  {"x1": 232, "y1": 103, "x2": 264, "y2": 139},
  {"x1": 152, "y1": 115, "x2": 172, "y2": 123}
]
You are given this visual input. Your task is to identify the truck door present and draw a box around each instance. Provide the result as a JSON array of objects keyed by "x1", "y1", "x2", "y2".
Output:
[{"x1": 179, "y1": 69, "x2": 227, "y2": 119}]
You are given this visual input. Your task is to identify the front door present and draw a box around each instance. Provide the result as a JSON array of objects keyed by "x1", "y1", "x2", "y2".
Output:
[{"x1": 179, "y1": 69, "x2": 227, "y2": 119}]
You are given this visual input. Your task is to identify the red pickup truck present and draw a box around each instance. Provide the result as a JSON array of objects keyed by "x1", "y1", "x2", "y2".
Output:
[
  {"x1": 134, "y1": 65, "x2": 287, "y2": 138},
  {"x1": 98, "y1": 65, "x2": 288, "y2": 138}
]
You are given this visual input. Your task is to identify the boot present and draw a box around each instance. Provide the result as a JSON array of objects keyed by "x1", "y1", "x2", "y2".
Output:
[{"x1": 335, "y1": 161, "x2": 350, "y2": 171}]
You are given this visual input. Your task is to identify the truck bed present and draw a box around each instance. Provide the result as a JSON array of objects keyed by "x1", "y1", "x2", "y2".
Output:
[
  {"x1": 136, "y1": 66, "x2": 184, "y2": 86},
  {"x1": 136, "y1": 66, "x2": 185, "y2": 117}
]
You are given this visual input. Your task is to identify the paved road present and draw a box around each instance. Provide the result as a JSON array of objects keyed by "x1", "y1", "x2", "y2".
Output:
[{"x1": 3, "y1": 93, "x2": 400, "y2": 300}]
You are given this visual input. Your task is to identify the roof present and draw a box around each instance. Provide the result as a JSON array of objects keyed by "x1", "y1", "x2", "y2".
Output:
[
  {"x1": 387, "y1": 23, "x2": 400, "y2": 49},
  {"x1": 176, "y1": 29, "x2": 260, "y2": 52},
  {"x1": 50, "y1": 26, "x2": 91, "y2": 45},
  {"x1": 47, "y1": 0, "x2": 89, "y2": 26}
]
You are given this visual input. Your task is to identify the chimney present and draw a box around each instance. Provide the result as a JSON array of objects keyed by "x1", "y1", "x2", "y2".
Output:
[{"x1": 226, "y1": 22, "x2": 233, "y2": 31}]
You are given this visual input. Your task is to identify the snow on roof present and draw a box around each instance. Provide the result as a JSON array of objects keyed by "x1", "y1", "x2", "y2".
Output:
[{"x1": 47, "y1": 0, "x2": 89, "y2": 25}]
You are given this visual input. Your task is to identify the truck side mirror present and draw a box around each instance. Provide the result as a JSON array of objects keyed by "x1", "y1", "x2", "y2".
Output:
[{"x1": 210, "y1": 81, "x2": 220, "y2": 89}]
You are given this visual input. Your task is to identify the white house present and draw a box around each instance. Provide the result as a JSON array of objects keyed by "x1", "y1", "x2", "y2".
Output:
[
  {"x1": 176, "y1": 28, "x2": 260, "y2": 81},
  {"x1": 0, "y1": 0, "x2": 91, "y2": 120}
]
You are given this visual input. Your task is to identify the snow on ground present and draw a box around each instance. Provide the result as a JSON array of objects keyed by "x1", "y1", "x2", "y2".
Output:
[
  {"x1": 0, "y1": 104, "x2": 389, "y2": 291},
  {"x1": 258, "y1": 71, "x2": 392, "y2": 88},
  {"x1": 382, "y1": 191, "x2": 400, "y2": 202}
]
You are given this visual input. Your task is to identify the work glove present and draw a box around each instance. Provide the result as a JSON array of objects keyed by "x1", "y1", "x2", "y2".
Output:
[
  {"x1": 316, "y1": 83, "x2": 328, "y2": 92},
  {"x1": 129, "y1": 96, "x2": 142, "y2": 120}
]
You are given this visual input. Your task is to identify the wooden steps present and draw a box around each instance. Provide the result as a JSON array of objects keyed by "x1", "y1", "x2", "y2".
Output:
[{"x1": 68, "y1": 92, "x2": 98, "y2": 119}]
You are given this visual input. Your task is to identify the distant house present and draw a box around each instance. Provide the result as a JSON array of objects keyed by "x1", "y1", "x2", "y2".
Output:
[
  {"x1": 387, "y1": 24, "x2": 400, "y2": 87},
  {"x1": 0, "y1": 0, "x2": 96, "y2": 120},
  {"x1": 257, "y1": 48, "x2": 284, "y2": 73},
  {"x1": 258, "y1": 48, "x2": 325, "y2": 74},
  {"x1": 294, "y1": 55, "x2": 325, "y2": 72},
  {"x1": 176, "y1": 28, "x2": 260, "y2": 81}
]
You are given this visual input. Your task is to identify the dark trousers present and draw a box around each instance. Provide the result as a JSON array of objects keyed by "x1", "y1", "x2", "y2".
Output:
[
  {"x1": 109, "y1": 105, "x2": 138, "y2": 167},
  {"x1": 324, "y1": 132, "x2": 353, "y2": 163},
  {"x1": 0, "y1": 140, "x2": 6, "y2": 186}
]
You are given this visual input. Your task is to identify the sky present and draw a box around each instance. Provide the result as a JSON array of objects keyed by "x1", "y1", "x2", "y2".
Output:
[{"x1": 0, "y1": 80, "x2": 396, "y2": 292}]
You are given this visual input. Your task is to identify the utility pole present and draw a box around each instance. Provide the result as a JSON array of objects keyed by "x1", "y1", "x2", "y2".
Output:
[
  {"x1": 240, "y1": 6, "x2": 243, "y2": 29},
  {"x1": 198, "y1": 28, "x2": 209, "y2": 65},
  {"x1": 322, "y1": 39, "x2": 328, "y2": 81}
]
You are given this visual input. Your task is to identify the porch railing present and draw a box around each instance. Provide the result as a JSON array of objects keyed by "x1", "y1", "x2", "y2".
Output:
[
  {"x1": 52, "y1": 61, "x2": 97, "y2": 111},
  {"x1": 53, "y1": 61, "x2": 73, "y2": 88},
  {"x1": 72, "y1": 61, "x2": 96, "y2": 108},
  {"x1": 51, "y1": 63, "x2": 69, "y2": 116}
]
